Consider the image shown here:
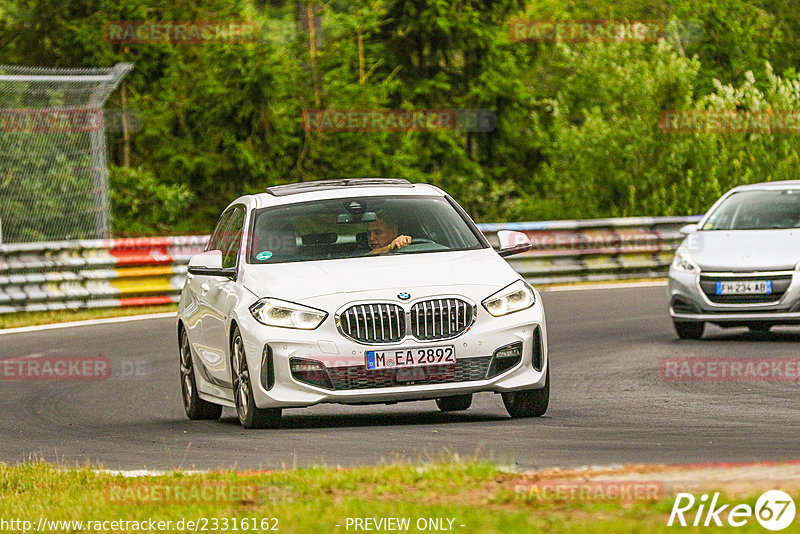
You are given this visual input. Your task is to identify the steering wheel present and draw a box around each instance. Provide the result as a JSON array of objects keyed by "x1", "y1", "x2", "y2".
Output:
[{"x1": 390, "y1": 237, "x2": 435, "y2": 252}]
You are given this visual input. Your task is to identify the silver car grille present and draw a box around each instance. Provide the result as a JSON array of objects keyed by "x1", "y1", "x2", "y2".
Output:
[
  {"x1": 699, "y1": 274, "x2": 791, "y2": 304},
  {"x1": 338, "y1": 298, "x2": 474, "y2": 343},
  {"x1": 338, "y1": 303, "x2": 405, "y2": 343},
  {"x1": 410, "y1": 298, "x2": 473, "y2": 341}
]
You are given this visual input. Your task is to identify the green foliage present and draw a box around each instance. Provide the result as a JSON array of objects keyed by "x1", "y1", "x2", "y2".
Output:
[
  {"x1": 109, "y1": 166, "x2": 194, "y2": 235},
  {"x1": 532, "y1": 42, "x2": 708, "y2": 218},
  {"x1": 2, "y1": 0, "x2": 800, "y2": 235}
]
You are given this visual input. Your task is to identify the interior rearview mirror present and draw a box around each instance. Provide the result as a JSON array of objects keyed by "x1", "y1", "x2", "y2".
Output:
[{"x1": 337, "y1": 211, "x2": 377, "y2": 224}]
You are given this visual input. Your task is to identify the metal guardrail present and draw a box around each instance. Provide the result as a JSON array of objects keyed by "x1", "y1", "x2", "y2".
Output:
[
  {"x1": 0, "y1": 236, "x2": 208, "y2": 314},
  {"x1": 0, "y1": 216, "x2": 700, "y2": 314},
  {"x1": 479, "y1": 215, "x2": 701, "y2": 285}
]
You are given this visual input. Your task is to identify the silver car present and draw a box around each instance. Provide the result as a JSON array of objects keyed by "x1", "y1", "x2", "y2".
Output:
[{"x1": 669, "y1": 180, "x2": 800, "y2": 339}]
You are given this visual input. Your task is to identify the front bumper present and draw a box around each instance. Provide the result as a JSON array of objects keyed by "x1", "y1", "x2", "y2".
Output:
[
  {"x1": 668, "y1": 268, "x2": 800, "y2": 325},
  {"x1": 238, "y1": 302, "x2": 548, "y2": 409}
]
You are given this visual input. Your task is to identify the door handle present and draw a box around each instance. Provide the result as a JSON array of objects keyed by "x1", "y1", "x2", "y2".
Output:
[{"x1": 200, "y1": 282, "x2": 210, "y2": 295}]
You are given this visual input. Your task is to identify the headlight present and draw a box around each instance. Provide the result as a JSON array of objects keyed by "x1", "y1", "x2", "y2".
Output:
[
  {"x1": 672, "y1": 247, "x2": 700, "y2": 273},
  {"x1": 249, "y1": 298, "x2": 327, "y2": 329},
  {"x1": 482, "y1": 280, "x2": 536, "y2": 317},
  {"x1": 796, "y1": 261, "x2": 800, "y2": 271}
]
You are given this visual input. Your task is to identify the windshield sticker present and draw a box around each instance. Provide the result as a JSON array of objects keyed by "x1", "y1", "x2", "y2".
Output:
[{"x1": 256, "y1": 251, "x2": 273, "y2": 261}]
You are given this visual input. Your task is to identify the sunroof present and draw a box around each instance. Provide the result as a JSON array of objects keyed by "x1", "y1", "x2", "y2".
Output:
[{"x1": 265, "y1": 178, "x2": 413, "y2": 196}]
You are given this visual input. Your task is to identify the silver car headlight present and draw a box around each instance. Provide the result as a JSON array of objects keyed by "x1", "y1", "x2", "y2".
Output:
[
  {"x1": 249, "y1": 298, "x2": 327, "y2": 329},
  {"x1": 672, "y1": 247, "x2": 700, "y2": 273},
  {"x1": 482, "y1": 280, "x2": 536, "y2": 317}
]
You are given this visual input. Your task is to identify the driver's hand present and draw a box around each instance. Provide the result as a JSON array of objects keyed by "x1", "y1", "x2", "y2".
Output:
[{"x1": 389, "y1": 235, "x2": 412, "y2": 251}]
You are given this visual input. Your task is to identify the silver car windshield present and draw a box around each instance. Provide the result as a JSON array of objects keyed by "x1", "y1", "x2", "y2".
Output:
[
  {"x1": 248, "y1": 195, "x2": 485, "y2": 263},
  {"x1": 702, "y1": 189, "x2": 800, "y2": 230}
]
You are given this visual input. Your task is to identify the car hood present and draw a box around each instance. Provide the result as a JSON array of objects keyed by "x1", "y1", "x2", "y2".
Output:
[
  {"x1": 685, "y1": 229, "x2": 800, "y2": 271},
  {"x1": 241, "y1": 249, "x2": 520, "y2": 301}
]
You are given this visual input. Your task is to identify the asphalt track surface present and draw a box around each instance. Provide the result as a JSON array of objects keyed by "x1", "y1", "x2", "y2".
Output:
[{"x1": 1, "y1": 285, "x2": 798, "y2": 471}]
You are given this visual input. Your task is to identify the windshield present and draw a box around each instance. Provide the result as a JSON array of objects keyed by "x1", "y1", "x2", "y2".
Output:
[
  {"x1": 701, "y1": 189, "x2": 800, "y2": 230},
  {"x1": 247, "y1": 195, "x2": 485, "y2": 264}
]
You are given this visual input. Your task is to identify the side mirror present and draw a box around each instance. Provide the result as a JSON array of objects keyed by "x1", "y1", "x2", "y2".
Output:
[
  {"x1": 187, "y1": 250, "x2": 235, "y2": 277},
  {"x1": 679, "y1": 223, "x2": 698, "y2": 235},
  {"x1": 496, "y1": 230, "x2": 532, "y2": 258}
]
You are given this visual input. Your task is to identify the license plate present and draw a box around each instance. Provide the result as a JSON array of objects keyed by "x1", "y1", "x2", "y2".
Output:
[
  {"x1": 715, "y1": 281, "x2": 772, "y2": 295},
  {"x1": 365, "y1": 345, "x2": 455, "y2": 370}
]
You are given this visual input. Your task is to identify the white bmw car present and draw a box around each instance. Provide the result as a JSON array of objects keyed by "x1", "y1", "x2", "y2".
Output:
[{"x1": 177, "y1": 179, "x2": 549, "y2": 428}]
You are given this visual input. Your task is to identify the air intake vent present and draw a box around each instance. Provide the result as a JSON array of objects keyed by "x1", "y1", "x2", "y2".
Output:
[
  {"x1": 671, "y1": 296, "x2": 699, "y2": 315},
  {"x1": 326, "y1": 356, "x2": 492, "y2": 390}
]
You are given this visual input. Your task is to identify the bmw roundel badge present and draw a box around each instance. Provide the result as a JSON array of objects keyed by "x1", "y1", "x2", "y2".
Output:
[{"x1": 398, "y1": 292, "x2": 411, "y2": 300}]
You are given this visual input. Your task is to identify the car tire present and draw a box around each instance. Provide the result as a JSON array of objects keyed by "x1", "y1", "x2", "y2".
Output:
[
  {"x1": 179, "y1": 328, "x2": 223, "y2": 420},
  {"x1": 674, "y1": 321, "x2": 704, "y2": 339},
  {"x1": 748, "y1": 324, "x2": 772, "y2": 333},
  {"x1": 231, "y1": 327, "x2": 281, "y2": 429},
  {"x1": 435, "y1": 394, "x2": 472, "y2": 412},
  {"x1": 502, "y1": 367, "x2": 549, "y2": 418}
]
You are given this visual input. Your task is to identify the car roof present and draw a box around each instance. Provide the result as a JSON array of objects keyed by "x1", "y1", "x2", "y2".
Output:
[
  {"x1": 265, "y1": 178, "x2": 414, "y2": 196},
  {"x1": 730, "y1": 180, "x2": 800, "y2": 192},
  {"x1": 240, "y1": 179, "x2": 446, "y2": 209}
]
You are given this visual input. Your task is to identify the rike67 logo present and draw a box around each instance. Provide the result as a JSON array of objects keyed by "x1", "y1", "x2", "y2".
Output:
[{"x1": 668, "y1": 490, "x2": 796, "y2": 531}]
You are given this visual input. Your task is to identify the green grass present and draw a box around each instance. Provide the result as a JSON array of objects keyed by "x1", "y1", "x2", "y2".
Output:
[
  {"x1": 0, "y1": 305, "x2": 177, "y2": 330},
  {"x1": 0, "y1": 460, "x2": 789, "y2": 533}
]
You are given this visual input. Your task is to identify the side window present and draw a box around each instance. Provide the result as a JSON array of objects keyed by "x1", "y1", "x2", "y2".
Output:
[
  {"x1": 206, "y1": 210, "x2": 233, "y2": 252},
  {"x1": 220, "y1": 207, "x2": 246, "y2": 269}
]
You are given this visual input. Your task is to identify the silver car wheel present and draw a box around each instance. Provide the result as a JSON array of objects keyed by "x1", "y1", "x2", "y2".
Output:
[
  {"x1": 233, "y1": 332, "x2": 251, "y2": 422},
  {"x1": 180, "y1": 330, "x2": 193, "y2": 408}
]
